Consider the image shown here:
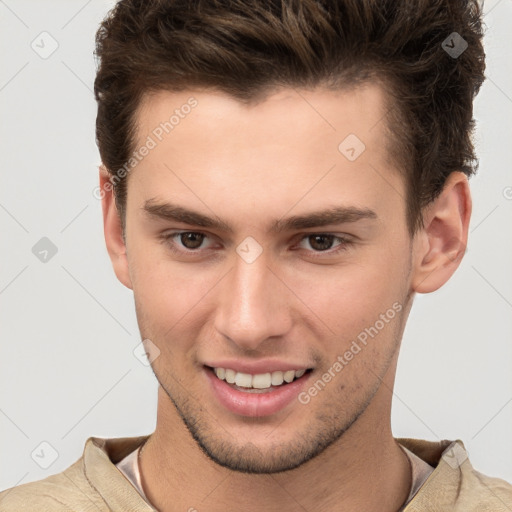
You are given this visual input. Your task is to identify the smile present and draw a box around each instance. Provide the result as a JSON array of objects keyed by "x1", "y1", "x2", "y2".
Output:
[
  {"x1": 204, "y1": 364, "x2": 313, "y2": 416},
  {"x1": 212, "y1": 366, "x2": 308, "y2": 391}
]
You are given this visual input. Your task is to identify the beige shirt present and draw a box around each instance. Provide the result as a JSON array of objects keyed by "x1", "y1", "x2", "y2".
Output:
[{"x1": 1, "y1": 435, "x2": 511, "y2": 511}]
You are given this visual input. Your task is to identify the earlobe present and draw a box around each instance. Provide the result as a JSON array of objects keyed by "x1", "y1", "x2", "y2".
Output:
[
  {"x1": 99, "y1": 165, "x2": 133, "y2": 290},
  {"x1": 411, "y1": 172, "x2": 471, "y2": 294}
]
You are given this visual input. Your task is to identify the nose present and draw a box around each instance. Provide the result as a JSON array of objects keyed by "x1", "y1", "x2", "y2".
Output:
[{"x1": 213, "y1": 252, "x2": 292, "y2": 351}]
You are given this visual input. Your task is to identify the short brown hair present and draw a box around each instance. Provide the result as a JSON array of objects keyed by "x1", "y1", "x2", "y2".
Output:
[{"x1": 94, "y1": 0, "x2": 486, "y2": 237}]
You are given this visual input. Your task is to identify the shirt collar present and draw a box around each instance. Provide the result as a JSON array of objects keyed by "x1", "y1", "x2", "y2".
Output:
[{"x1": 82, "y1": 434, "x2": 467, "y2": 510}]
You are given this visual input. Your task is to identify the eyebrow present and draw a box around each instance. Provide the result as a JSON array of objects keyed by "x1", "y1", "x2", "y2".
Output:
[{"x1": 142, "y1": 199, "x2": 378, "y2": 233}]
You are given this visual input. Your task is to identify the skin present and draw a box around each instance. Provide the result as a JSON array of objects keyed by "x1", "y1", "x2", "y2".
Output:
[{"x1": 101, "y1": 83, "x2": 471, "y2": 511}]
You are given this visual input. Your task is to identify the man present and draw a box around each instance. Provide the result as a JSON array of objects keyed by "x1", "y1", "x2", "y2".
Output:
[{"x1": 1, "y1": 0, "x2": 511, "y2": 510}]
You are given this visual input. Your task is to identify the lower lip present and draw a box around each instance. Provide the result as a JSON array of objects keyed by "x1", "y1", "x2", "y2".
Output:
[{"x1": 205, "y1": 367, "x2": 311, "y2": 417}]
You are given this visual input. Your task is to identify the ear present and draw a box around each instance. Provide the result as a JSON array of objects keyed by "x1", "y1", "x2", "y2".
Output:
[
  {"x1": 411, "y1": 171, "x2": 471, "y2": 294},
  {"x1": 99, "y1": 165, "x2": 133, "y2": 290}
]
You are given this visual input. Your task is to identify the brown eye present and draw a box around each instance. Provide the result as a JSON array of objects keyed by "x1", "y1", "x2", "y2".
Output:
[
  {"x1": 179, "y1": 232, "x2": 205, "y2": 249},
  {"x1": 295, "y1": 233, "x2": 353, "y2": 258},
  {"x1": 307, "y1": 234, "x2": 336, "y2": 251},
  {"x1": 160, "y1": 231, "x2": 217, "y2": 256}
]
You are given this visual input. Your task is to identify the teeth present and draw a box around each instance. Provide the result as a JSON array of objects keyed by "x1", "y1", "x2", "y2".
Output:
[
  {"x1": 225, "y1": 368, "x2": 236, "y2": 384},
  {"x1": 235, "y1": 372, "x2": 252, "y2": 388},
  {"x1": 212, "y1": 367, "x2": 308, "y2": 389},
  {"x1": 283, "y1": 370, "x2": 295, "y2": 383},
  {"x1": 252, "y1": 373, "x2": 272, "y2": 389},
  {"x1": 271, "y1": 371, "x2": 284, "y2": 386}
]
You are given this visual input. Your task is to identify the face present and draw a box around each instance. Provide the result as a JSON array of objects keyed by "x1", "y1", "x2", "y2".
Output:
[{"x1": 113, "y1": 84, "x2": 417, "y2": 473}]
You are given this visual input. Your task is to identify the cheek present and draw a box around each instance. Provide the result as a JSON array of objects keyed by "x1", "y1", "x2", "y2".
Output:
[
  {"x1": 129, "y1": 250, "x2": 222, "y2": 338},
  {"x1": 285, "y1": 255, "x2": 405, "y2": 339}
]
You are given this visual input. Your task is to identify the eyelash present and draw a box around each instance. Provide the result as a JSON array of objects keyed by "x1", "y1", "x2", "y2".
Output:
[{"x1": 159, "y1": 231, "x2": 354, "y2": 259}]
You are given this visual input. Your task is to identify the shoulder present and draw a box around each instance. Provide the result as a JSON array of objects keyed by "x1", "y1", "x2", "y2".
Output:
[
  {"x1": 399, "y1": 438, "x2": 512, "y2": 511},
  {"x1": 457, "y1": 465, "x2": 512, "y2": 511},
  {"x1": 0, "y1": 435, "x2": 150, "y2": 512},
  {"x1": 445, "y1": 440, "x2": 512, "y2": 510},
  {"x1": 0, "y1": 458, "x2": 107, "y2": 512}
]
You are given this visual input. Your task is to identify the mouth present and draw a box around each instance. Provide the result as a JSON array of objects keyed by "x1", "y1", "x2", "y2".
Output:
[
  {"x1": 206, "y1": 365, "x2": 312, "y2": 393},
  {"x1": 204, "y1": 365, "x2": 313, "y2": 417}
]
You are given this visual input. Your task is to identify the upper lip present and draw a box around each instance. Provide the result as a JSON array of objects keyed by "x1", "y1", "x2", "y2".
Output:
[{"x1": 204, "y1": 360, "x2": 312, "y2": 374}]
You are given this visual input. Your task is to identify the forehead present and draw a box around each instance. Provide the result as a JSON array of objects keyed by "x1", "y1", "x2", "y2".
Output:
[
  {"x1": 129, "y1": 84, "x2": 405, "y2": 230},
  {"x1": 135, "y1": 83, "x2": 393, "y2": 157}
]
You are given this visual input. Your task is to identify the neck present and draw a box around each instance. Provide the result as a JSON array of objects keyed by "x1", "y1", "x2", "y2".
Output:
[{"x1": 139, "y1": 362, "x2": 411, "y2": 512}]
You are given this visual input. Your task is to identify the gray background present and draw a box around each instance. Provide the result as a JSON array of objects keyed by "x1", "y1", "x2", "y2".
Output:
[{"x1": 1, "y1": 0, "x2": 511, "y2": 491}]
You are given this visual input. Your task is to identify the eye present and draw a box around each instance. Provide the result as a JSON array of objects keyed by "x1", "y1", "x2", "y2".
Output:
[
  {"x1": 296, "y1": 234, "x2": 353, "y2": 255},
  {"x1": 161, "y1": 231, "x2": 215, "y2": 253},
  {"x1": 176, "y1": 232, "x2": 207, "y2": 250},
  {"x1": 159, "y1": 231, "x2": 354, "y2": 259}
]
